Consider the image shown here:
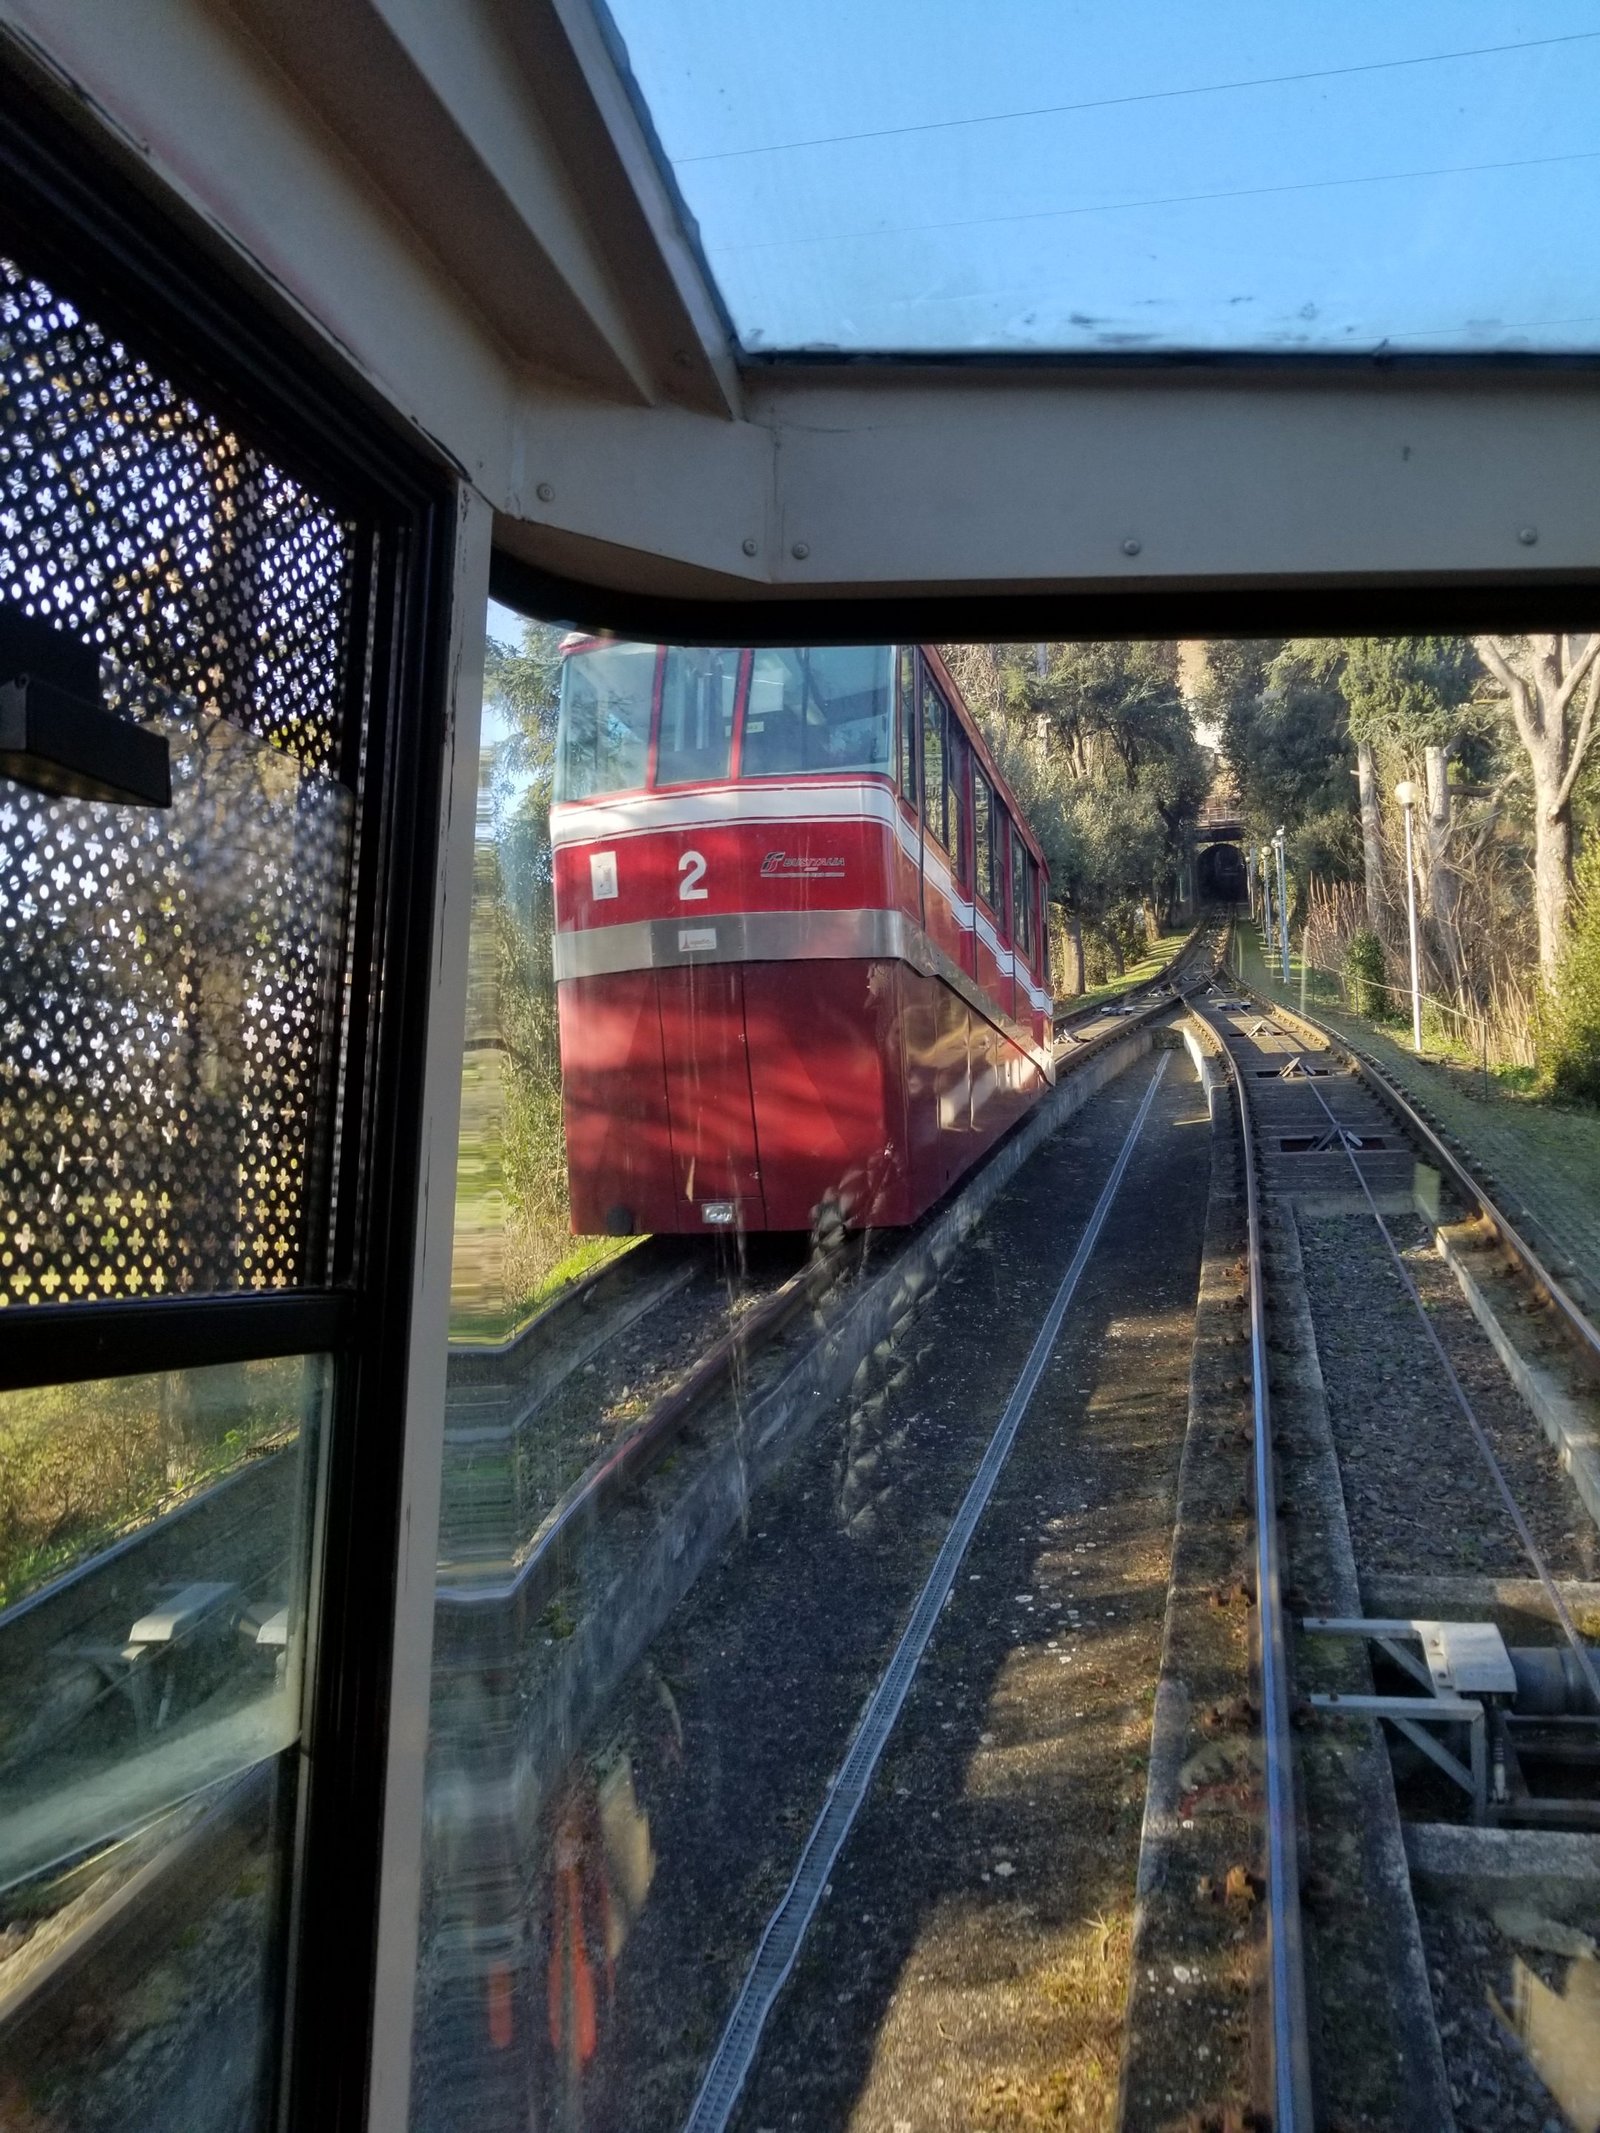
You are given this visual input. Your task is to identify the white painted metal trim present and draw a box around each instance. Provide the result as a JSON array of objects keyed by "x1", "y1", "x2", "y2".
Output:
[
  {"x1": 366, "y1": 486, "x2": 493, "y2": 2133},
  {"x1": 550, "y1": 777, "x2": 898, "y2": 845}
]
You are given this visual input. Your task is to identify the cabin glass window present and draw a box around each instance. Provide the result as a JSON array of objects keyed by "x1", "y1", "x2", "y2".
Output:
[
  {"x1": 0, "y1": 237, "x2": 435, "y2": 2133},
  {"x1": 0, "y1": 1356, "x2": 326, "y2": 2124},
  {"x1": 740, "y1": 646, "x2": 892, "y2": 778},
  {"x1": 554, "y1": 642, "x2": 659, "y2": 800},
  {"x1": 656, "y1": 646, "x2": 739, "y2": 787},
  {"x1": 897, "y1": 645, "x2": 917, "y2": 805},
  {"x1": 605, "y1": 4, "x2": 1600, "y2": 359},
  {"x1": 920, "y1": 674, "x2": 947, "y2": 850}
]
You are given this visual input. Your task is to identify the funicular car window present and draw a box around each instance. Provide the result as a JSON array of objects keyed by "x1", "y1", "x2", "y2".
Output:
[
  {"x1": 974, "y1": 770, "x2": 995, "y2": 910},
  {"x1": 988, "y1": 814, "x2": 1005, "y2": 939},
  {"x1": 946, "y1": 723, "x2": 970, "y2": 889},
  {"x1": 554, "y1": 641, "x2": 658, "y2": 800},
  {"x1": 920, "y1": 671, "x2": 947, "y2": 848},
  {"x1": 897, "y1": 644, "x2": 917, "y2": 804},
  {"x1": 1011, "y1": 824, "x2": 1031, "y2": 961},
  {"x1": 740, "y1": 645, "x2": 892, "y2": 777},
  {"x1": 657, "y1": 645, "x2": 739, "y2": 787}
]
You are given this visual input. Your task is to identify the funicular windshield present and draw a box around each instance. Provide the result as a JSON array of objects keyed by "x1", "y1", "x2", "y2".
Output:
[
  {"x1": 553, "y1": 640, "x2": 893, "y2": 800},
  {"x1": 554, "y1": 639, "x2": 657, "y2": 800}
]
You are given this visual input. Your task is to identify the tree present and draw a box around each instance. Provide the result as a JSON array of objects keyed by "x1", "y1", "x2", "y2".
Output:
[
  {"x1": 1203, "y1": 639, "x2": 1356, "y2": 851},
  {"x1": 1473, "y1": 635, "x2": 1600, "y2": 982},
  {"x1": 461, "y1": 618, "x2": 571, "y2": 1303},
  {"x1": 942, "y1": 640, "x2": 1206, "y2": 978},
  {"x1": 1337, "y1": 638, "x2": 1478, "y2": 996},
  {"x1": 1541, "y1": 838, "x2": 1600, "y2": 1102}
]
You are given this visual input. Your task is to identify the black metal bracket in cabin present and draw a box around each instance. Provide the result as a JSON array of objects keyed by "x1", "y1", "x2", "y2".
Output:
[{"x1": 0, "y1": 604, "x2": 170, "y2": 805}]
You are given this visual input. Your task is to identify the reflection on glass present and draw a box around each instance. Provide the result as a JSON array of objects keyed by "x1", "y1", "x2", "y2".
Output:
[
  {"x1": 974, "y1": 769, "x2": 995, "y2": 910},
  {"x1": 657, "y1": 649, "x2": 739, "y2": 789},
  {"x1": 0, "y1": 1355, "x2": 326, "y2": 2132},
  {"x1": 896, "y1": 645, "x2": 917, "y2": 804},
  {"x1": 450, "y1": 613, "x2": 573, "y2": 1353},
  {"x1": 554, "y1": 642, "x2": 658, "y2": 803},
  {"x1": 742, "y1": 645, "x2": 892, "y2": 777},
  {"x1": 919, "y1": 668, "x2": 946, "y2": 847},
  {"x1": 421, "y1": 611, "x2": 1067, "y2": 2133},
  {"x1": 945, "y1": 724, "x2": 970, "y2": 888}
]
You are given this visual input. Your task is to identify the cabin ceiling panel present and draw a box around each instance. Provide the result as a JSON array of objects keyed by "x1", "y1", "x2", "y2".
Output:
[
  {"x1": 746, "y1": 372, "x2": 1600, "y2": 588},
  {"x1": 223, "y1": 0, "x2": 738, "y2": 412},
  {"x1": 223, "y1": 0, "x2": 660, "y2": 405}
]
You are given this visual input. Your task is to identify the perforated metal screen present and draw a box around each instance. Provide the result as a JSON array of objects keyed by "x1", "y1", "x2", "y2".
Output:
[{"x1": 2, "y1": 256, "x2": 359, "y2": 1304}]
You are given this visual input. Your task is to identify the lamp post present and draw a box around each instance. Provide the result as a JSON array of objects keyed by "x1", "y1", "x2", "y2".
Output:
[
  {"x1": 1274, "y1": 826, "x2": 1290, "y2": 984},
  {"x1": 1394, "y1": 779, "x2": 1423, "y2": 1052},
  {"x1": 1260, "y1": 843, "x2": 1272, "y2": 947}
]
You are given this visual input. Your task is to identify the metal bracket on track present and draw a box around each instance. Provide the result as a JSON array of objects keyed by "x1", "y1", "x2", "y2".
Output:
[{"x1": 1305, "y1": 1617, "x2": 1510, "y2": 1822}]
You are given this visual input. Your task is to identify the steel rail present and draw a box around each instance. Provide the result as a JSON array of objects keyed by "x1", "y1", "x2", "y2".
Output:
[
  {"x1": 1233, "y1": 979, "x2": 1600, "y2": 1384},
  {"x1": 681, "y1": 1051, "x2": 1175, "y2": 2133},
  {"x1": 1186, "y1": 990, "x2": 1315, "y2": 2133}
]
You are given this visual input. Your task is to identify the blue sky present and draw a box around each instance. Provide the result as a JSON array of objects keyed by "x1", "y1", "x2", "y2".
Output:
[
  {"x1": 603, "y1": 2, "x2": 1600, "y2": 352},
  {"x1": 481, "y1": 597, "x2": 528, "y2": 754}
]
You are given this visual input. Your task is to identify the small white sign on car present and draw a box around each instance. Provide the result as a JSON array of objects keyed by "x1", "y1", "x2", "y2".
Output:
[{"x1": 589, "y1": 851, "x2": 618, "y2": 900}]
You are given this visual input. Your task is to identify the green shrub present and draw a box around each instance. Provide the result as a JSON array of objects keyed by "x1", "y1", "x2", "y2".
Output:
[
  {"x1": 1540, "y1": 846, "x2": 1600, "y2": 1105},
  {"x1": 1343, "y1": 930, "x2": 1389, "y2": 1020}
]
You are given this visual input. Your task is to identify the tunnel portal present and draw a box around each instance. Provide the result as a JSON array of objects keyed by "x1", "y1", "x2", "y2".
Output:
[{"x1": 1197, "y1": 841, "x2": 1247, "y2": 902}]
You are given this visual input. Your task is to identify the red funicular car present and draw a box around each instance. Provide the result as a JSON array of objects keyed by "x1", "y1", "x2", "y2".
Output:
[{"x1": 551, "y1": 641, "x2": 1054, "y2": 1236}]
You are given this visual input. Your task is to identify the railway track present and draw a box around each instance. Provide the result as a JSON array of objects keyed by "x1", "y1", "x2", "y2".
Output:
[
  {"x1": 1184, "y1": 986, "x2": 1314, "y2": 2132},
  {"x1": 1227, "y1": 971, "x2": 1600, "y2": 1376},
  {"x1": 420, "y1": 960, "x2": 1226, "y2": 2118},
  {"x1": 1155, "y1": 960, "x2": 1600, "y2": 2131},
  {"x1": 411, "y1": 1019, "x2": 1219, "y2": 2133},
  {"x1": 1053, "y1": 912, "x2": 1224, "y2": 1049},
  {"x1": 4, "y1": 929, "x2": 1224, "y2": 2126}
]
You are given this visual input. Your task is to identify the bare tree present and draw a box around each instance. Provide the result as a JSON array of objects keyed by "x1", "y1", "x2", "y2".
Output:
[
  {"x1": 1473, "y1": 634, "x2": 1600, "y2": 981},
  {"x1": 1355, "y1": 738, "x2": 1384, "y2": 931}
]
